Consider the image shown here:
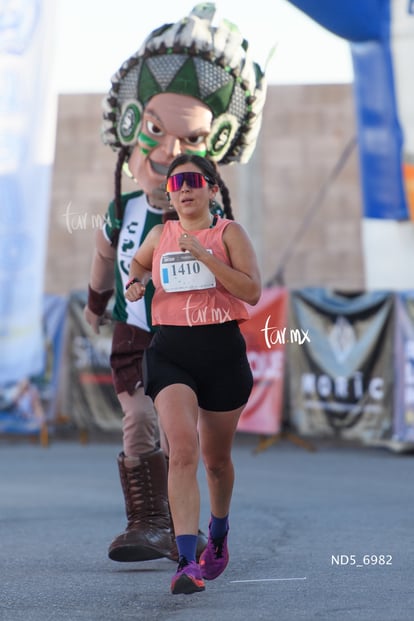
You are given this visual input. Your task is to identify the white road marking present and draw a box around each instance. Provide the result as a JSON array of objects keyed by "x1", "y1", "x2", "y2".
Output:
[{"x1": 230, "y1": 577, "x2": 307, "y2": 583}]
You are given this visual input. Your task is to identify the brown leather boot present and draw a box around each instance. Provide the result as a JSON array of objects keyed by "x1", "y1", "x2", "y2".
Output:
[{"x1": 108, "y1": 449, "x2": 175, "y2": 562}]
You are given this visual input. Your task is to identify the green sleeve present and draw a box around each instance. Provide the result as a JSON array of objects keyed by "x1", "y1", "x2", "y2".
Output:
[{"x1": 103, "y1": 191, "x2": 144, "y2": 243}]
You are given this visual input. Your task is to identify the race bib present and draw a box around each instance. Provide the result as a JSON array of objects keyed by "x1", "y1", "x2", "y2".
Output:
[{"x1": 160, "y1": 251, "x2": 216, "y2": 292}]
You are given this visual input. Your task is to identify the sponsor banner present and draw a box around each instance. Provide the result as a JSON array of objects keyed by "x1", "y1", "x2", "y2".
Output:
[
  {"x1": 404, "y1": 163, "x2": 414, "y2": 220},
  {"x1": 393, "y1": 293, "x2": 414, "y2": 446},
  {"x1": 238, "y1": 287, "x2": 288, "y2": 435},
  {"x1": 288, "y1": 289, "x2": 394, "y2": 444},
  {"x1": 61, "y1": 291, "x2": 122, "y2": 433}
]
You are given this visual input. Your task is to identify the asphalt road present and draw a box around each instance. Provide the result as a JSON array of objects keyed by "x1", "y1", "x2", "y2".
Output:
[{"x1": 2, "y1": 433, "x2": 414, "y2": 621}]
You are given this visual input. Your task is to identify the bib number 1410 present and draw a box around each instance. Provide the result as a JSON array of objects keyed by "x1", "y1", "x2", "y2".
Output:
[
  {"x1": 160, "y1": 251, "x2": 216, "y2": 292},
  {"x1": 171, "y1": 261, "x2": 200, "y2": 276}
]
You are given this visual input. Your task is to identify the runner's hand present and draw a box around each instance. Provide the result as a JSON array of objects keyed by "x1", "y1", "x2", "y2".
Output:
[{"x1": 125, "y1": 281, "x2": 146, "y2": 302}]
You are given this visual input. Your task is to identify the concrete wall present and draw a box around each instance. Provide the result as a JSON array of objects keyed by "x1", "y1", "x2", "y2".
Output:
[{"x1": 45, "y1": 84, "x2": 364, "y2": 295}]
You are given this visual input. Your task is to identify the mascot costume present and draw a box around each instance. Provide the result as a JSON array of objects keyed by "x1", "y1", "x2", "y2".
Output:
[{"x1": 84, "y1": 3, "x2": 267, "y2": 563}]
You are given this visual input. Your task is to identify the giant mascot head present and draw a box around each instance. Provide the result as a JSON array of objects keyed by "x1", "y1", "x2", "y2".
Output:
[{"x1": 100, "y1": 3, "x2": 267, "y2": 208}]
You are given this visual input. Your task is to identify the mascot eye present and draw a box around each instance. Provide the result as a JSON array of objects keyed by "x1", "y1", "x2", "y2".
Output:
[
  {"x1": 184, "y1": 135, "x2": 206, "y2": 146},
  {"x1": 146, "y1": 120, "x2": 164, "y2": 137}
]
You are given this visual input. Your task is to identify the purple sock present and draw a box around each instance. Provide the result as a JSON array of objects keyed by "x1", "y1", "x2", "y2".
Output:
[
  {"x1": 175, "y1": 534, "x2": 198, "y2": 563},
  {"x1": 210, "y1": 513, "x2": 229, "y2": 540}
]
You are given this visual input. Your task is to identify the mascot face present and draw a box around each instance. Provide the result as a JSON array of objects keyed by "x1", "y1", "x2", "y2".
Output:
[
  {"x1": 127, "y1": 93, "x2": 213, "y2": 196},
  {"x1": 102, "y1": 5, "x2": 267, "y2": 176},
  {"x1": 101, "y1": 4, "x2": 267, "y2": 210}
]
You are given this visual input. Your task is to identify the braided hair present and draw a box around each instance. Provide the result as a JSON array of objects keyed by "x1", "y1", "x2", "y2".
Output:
[
  {"x1": 110, "y1": 147, "x2": 129, "y2": 247},
  {"x1": 166, "y1": 154, "x2": 235, "y2": 221}
]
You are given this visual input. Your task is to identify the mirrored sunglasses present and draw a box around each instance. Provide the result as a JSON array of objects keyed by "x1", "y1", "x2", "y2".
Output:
[{"x1": 166, "y1": 172, "x2": 210, "y2": 192}]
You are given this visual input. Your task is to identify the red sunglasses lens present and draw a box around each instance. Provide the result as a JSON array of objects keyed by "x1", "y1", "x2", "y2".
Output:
[{"x1": 166, "y1": 172, "x2": 207, "y2": 192}]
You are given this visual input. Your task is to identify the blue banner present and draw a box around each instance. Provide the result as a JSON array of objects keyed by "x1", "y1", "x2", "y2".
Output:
[
  {"x1": 0, "y1": 294, "x2": 67, "y2": 436},
  {"x1": 0, "y1": 0, "x2": 56, "y2": 384},
  {"x1": 34, "y1": 294, "x2": 68, "y2": 423}
]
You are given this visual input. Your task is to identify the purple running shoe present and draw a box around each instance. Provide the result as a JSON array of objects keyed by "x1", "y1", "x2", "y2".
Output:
[
  {"x1": 199, "y1": 528, "x2": 229, "y2": 580},
  {"x1": 171, "y1": 557, "x2": 205, "y2": 595}
]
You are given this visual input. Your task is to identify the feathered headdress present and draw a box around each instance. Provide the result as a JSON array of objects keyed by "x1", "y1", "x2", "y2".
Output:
[{"x1": 101, "y1": 3, "x2": 267, "y2": 164}]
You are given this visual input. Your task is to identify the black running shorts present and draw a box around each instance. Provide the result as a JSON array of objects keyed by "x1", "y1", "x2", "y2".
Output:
[{"x1": 143, "y1": 321, "x2": 253, "y2": 411}]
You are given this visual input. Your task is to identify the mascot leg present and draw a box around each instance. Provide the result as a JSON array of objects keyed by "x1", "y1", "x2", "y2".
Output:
[
  {"x1": 109, "y1": 448, "x2": 175, "y2": 561},
  {"x1": 108, "y1": 388, "x2": 175, "y2": 562}
]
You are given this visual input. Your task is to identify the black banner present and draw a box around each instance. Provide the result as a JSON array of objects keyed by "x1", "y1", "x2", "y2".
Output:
[
  {"x1": 288, "y1": 289, "x2": 394, "y2": 444},
  {"x1": 61, "y1": 291, "x2": 122, "y2": 433}
]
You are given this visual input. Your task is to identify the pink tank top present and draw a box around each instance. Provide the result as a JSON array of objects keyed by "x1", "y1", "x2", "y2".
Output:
[{"x1": 151, "y1": 217, "x2": 250, "y2": 326}]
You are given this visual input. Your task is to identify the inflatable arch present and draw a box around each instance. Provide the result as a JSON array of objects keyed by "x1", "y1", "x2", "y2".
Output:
[{"x1": 286, "y1": 0, "x2": 414, "y2": 289}]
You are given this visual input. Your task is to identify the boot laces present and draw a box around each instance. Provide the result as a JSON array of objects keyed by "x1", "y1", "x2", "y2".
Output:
[
  {"x1": 127, "y1": 468, "x2": 147, "y2": 511},
  {"x1": 126, "y1": 464, "x2": 156, "y2": 525}
]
